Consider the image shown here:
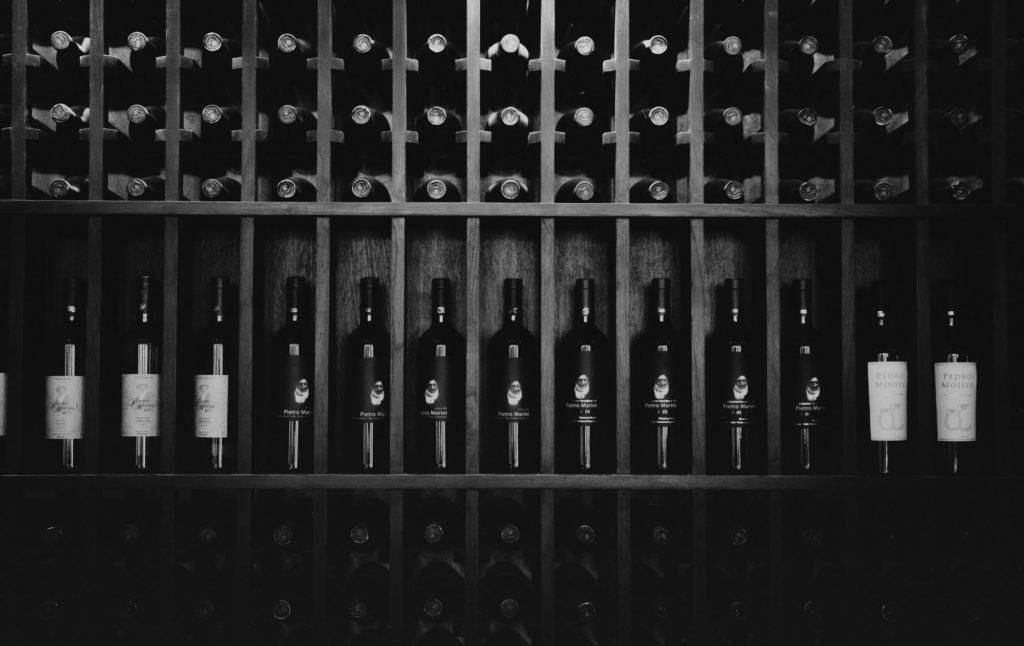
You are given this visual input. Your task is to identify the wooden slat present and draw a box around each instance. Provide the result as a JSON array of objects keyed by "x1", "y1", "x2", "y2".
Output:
[
  {"x1": 233, "y1": 490, "x2": 252, "y2": 646},
  {"x1": 765, "y1": 220, "x2": 781, "y2": 474},
  {"x1": 463, "y1": 490, "x2": 480, "y2": 646},
  {"x1": 616, "y1": 490, "x2": 632, "y2": 644},
  {"x1": 913, "y1": 0, "x2": 929, "y2": 203},
  {"x1": 161, "y1": 217, "x2": 179, "y2": 473},
  {"x1": 388, "y1": 490, "x2": 404, "y2": 646},
  {"x1": 317, "y1": 0, "x2": 334, "y2": 201},
  {"x1": 915, "y1": 220, "x2": 931, "y2": 473},
  {"x1": 240, "y1": 0, "x2": 258, "y2": 201},
  {"x1": 539, "y1": 0, "x2": 556, "y2": 203},
  {"x1": 990, "y1": 0, "x2": 1007, "y2": 203},
  {"x1": 3, "y1": 216, "x2": 25, "y2": 472},
  {"x1": 540, "y1": 218, "x2": 556, "y2": 473},
  {"x1": 539, "y1": 489, "x2": 555, "y2": 646},
  {"x1": 312, "y1": 490, "x2": 328, "y2": 645},
  {"x1": 614, "y1": 0, "x2": 631, "y2": 202},
  {"x1": 390, "y1": 219, "x2": 406, "y2": 473},
  {"x1": 688, "y1": 0, "x2": 705, "y2": 203},
  {"x1": 838, "y1": 0, "x2": 854, "y2": 203},
  {"x1": 464, "y1": 0, "x2": 482, "y2": 202},
  {"x1": 10, "y1": 0, "x2": 28, "y2": 198},
  {"x1": 89, "y1": 0, "x2": 106, "y2": 199},
  {"x1": 465, "y1": 219, "x2": 481, "y2": 473},
  {"x1": 84, "y1": 217, "x2": 103, "y2": 473},
  {"x1": 164, "y1": 0, "x2": 183, "y2": 200},
  {"x1": 690, "y1": 220, "x2": 707, "y2": 475},
  {"x1": 763, "y1": 0, "x2": 780, "y2": 204},
  {"x1": 691, "y1": 491, "x2": 709, "y2": 645},
  {"x1": 616, "y1": 219, "x2": 630, "y2": 473},
  {"x1": 391, "y1": 0, "x2": 408, "y2": 202},
  {"x1": 841, "y1": 220, "x2": 857, "y2": 474},
  {"x1": 237, "y1": 218, "x2": 255, "y2": 474},
  {"x1": 314, "y1": 218, "x2": 330, "y2": 473}
]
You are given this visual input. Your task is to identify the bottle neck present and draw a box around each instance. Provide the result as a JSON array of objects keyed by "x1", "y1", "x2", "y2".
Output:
[
  {"x1": 287, "y1": 306, "x2": 300, "y2": 325},
  {"x1": 433, "y1": 307, "x2": 447, "y2": 325},
  {"x1": 361, "y1": 307, "x2": 375, "y2": 324},
  {"x1": 731, "y1": 307, "x2": 741, "y2": 325},
  {"x1": 656, "y1": 307, "x2": 669, "y2": 325},
  {"x1": 578, "y1": 308, "x2": 592, "y2": 325}
]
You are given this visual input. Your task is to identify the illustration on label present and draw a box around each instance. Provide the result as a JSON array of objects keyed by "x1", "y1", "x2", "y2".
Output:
[
  {"x1": 507, "y1": 380, "x2": 523, "y2": 406},
  {"x1": 121, "y1": 374, "x2": 161, "y2": 438},
  {"x1": 654, "y1": 374, "x2": 669, "y2": 400},
  {"x1": 867, "y1": 361, "x2": 908, "y2": 441},
  {"x1": 194, "y1": 374, "x2": 229, "y2": 439},
  {"x1": 574, "y1": 374, "x2": 590, "y2": 399},
  {"x1": 934, "y1": 362, "x2": 977, "y2": 442},
  {"x1": 733, "y1": 375, "x2": 749, "y2": 400},
  {"x1": 45, "y1": 375, "x2": 84, "y2": 440},
  {"x1": 425, "y1": 379, "x2": 440, "y2": 404}
]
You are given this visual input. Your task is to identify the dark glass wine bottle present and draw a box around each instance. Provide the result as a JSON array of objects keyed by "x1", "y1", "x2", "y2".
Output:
[
  {"x1": 556, "y1": 563, "x2": 601, "y2": 626},
  {"x1": 414, "y1": 178, "x2": 462, "y2": 202},
  {"x1": 200, "y1": 177, "x2": 241, "y2": 201},
  {"x1": 45, "y1": 277, "x2": 84, "y2": 471},
  {"x1": 49, "y1": 176, "x2": 89, "y2": 200},
  {"x1": 343, "y1": 562, "x2": 389, "y2": 625},
  {"x1": 126, "y1": 176, "x2": 165, "y2": 201},
  {"x1": 482, "y1": 562, "x2": 532, "y2": 623},
  {"x1": 194, "y1": 277, "x2": 230, "y2": 471},
  {"x1": 559, "y1": 279, "x2": 609, "y2": 472},
  {"x1": 556, "y1": 106, "x2": 601, "y2": 157},
  {"x1": 487, "y1": 33, "x2": 530, "y2": 101},
  {"x1": 630, "y1": 106, "x2": 675, "y2": 152},
  {"x1": 347, "y1": 496, "x2": 388, "y2": 552},
  {"x1": 557, "y1": 498, "x2": 600, "y2": 551},
  {"x1": 488, "y1": 279, "x2": 538, "y2": 472},
  {"x1": 487, "y1": 106, "x2": 530, "y2": 157},
  {"x1": 787, "y1": 279, "x2": 824, "y2": 472},
  {"x1": 347, "y1": 177, "x2": 391, "y2": 202},
  {"x1": 414, "y1": 106, "x2": 463, "y2": 157},
  {"x1": 121, "y1": 275, "x2": 160, "y2": 471},
  {"x1": 934, "y1": 283, "x2": 975, "y2": 475},
  {"x1": 273, "y1": 277, "x2": 313, "y2": 471},
  {"x1": 345, "y1": 277, "x2": 389, "y2": 472},
  {"x1": 638, "y1": 278, "x2": 682, "y2": 472},
  {"x1": 631, "y1": 34, "x2": 674, "y2": 80},
  {"x1": 866, "y1": 281, "x2": 907, "y2": 475},
  {"x1": 705, "y1": 178, "x2": 745, "y2": 203},
  {"x1": 272, "y1": 105, "x2": 316, "y2": 144},
  {"x1": 485, "y1": 178, "x2": 530, "y2": 202},
  {"x1": 417, "y1": 496, "x2": 463, "y2": 551},
  {"x1": 127, "y1": 104, "x2": 165, "y2": 141},
  {"x1": 345, "y1": 104, "x2": 390, "y2": 152},
  {"x1": 50, "y1": 103, "x2": 89, "y2": 139},
  {"x1": 555, "y1": 177, "x2": 599, "y2": 203},
  {"x1": 559, "y1": 35, "x2": 602, "y2": 96},
  {"x1": 415, "y1": 33, "x2": 462, "y2": 87},
  {"x1": 630, "y1": 178, "x2": 671, "y2": 203},
  {"x1": 275, "y1": 177, "x2": 317, "y2": 202},
  {"x1": 416, "y1": 278, "x2": 465, "y2": 472},
  {"x1": 415, "y1": 562, "x2": 465, "y2": 623},
  {"x1": 720, "y1": 278, "x2": 754, "y2": 472},
  {"x1": 481, "y1": 496, "x2": 527, "y2": 552},
  {"x1": 346, "y1": 33, "x2": 390, "y2": 83}
]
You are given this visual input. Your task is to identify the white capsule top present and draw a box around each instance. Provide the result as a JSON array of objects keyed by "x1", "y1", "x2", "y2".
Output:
[
  {"x1": 353, "y1": 34, "x2": 374, "y2": 54},
  {"x1": 201, "y1": 179, "x2": 224, "y2": 199},
  {"x1": 351, "y1": 105, "x2": 372, "y2": 125},
  {"x1": 649, "y1": 180, "x2": 669, "y2": 201},
  {"x1": 723, "y1": 107, "x2": 743, "y2": 126},
  {"x1": 574, "y1": 107, "x2": 594, "y2": 127},
  {"x1": 202, "y1": 105, "x2": 223, "y2": 124},
  {"x1": 799, "y1": 36, "x2": 819, "y2": 55},
  {"x1": 648, "y1": 35, "x2": 668, "y2": 55},
  {"x1": 799, "y1": 181, "x2": 819, "y2": 202},
  {"x1": 724, "y1": 36, "x2": 743, "y2": 55},
  {"x1": 278, "y1": 105, "x2": 298, "y2": 125},
  {"x1": 277, "y1": 33, "x2": 298, "y2": 54},
  {"x1": 872, "y1": 35, "x2": 893, "y2": 54},
  {"x1": 427, "y1": 106, "x2": 448, "y2": 126},
  {"x1": 873, "y1": 106, "x2": 894, "y2": 126},
  {"x1": 427, "y1": 33, "x2": 447, "y2": 54},
  {"x1": 127, "y1": 104, "x2": 150, "y2": 125},
  {"x1": 500, "y1": 107, "x2": 521, "y2": 126},
  {"x1": 203, "y1": 32, "x2": 224, "y2": 52},
  {"x1": 50, "y1": 30, "x2": 72, "y2": 50},
  {"x1": 126, "y1": 178, "x2": 149, "y2": 198},
  {"x1": 874, "y1": 181, "x2": 894, "y2": 201},
  {"x1": 500, "y1": 179, "x2": 521, "y2": 200},
  {"x1": 797, "y1": 108, "x2": 818, "y2": 126},
  {"x1": 724, "y1": 181, "x2": 743, "y2": 201},
  {"x1": 276, "y1": 179, "x2": 297, "y2": 199},
  {"x1": 50, "y1": 103, "x2": 73, "y2": 123},
  {"x1": 648, "y1": 106, "x2": 669, "y2": 127},
  {"x1": 574, "y1": 180, "x2": 595, "y2": 201},
  {"x1": 575, "y1": 36, "x2": 595, "y2": 56},
  {"x1": 500, "y1": 33, "x2": 521, "y2": 54},
  {"x1": 128, "y1": 31, "x2": 149, "y2": 52},
  {"x1": 426, "y1": 179, "x2": 447, "y2": 200},
  {"x1": 351, "y1": 178, "x2": 372, "y2": 198}
]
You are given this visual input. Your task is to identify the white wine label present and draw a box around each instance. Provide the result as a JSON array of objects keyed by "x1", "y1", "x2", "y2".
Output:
[
  {"x1": 121, "y1": 374, "x2": 161, "y2": 438},
  {"x1": 45, "y1": 375, "x2": 84, "y2": 440},
  {"x1": 0, "y1": 372, "x2": 6, "y2": 437},
  {"x1": 934, "y1": 362, "x2": 977, "y2": 442},
  {"x1": 194, "y1": 375, "x2": 229, "y2": 439},
  {"x1": 867, "y1": 361, "x2": 908, "y2": 441}
]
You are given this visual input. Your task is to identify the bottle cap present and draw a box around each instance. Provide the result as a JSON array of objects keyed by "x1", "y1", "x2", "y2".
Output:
[
  {"x1": 575, "y1": 36, "x2": 595, "y2": 56},
  {"x1": 573, "y1": 180, "x2": 595, "y2": 201},
  {"x1": 575, "y1": 523, "x2": 596, "y2": 545},
  {"x1": 724, "y1": 36, "x2": 742, "y2": 55},
  {"x1": 128, "y1": 31, "x2": 149, "y2": 52},
  {"x1": 500, "y1": 598, "x2": 521, "y2": 620},
  {"x1": 427, "y1": 33, "x2": 447, "y2": 53},
  {"x1": 49, "y1": 178, "x2": 72, "y2": 198},
  {"x1": 197, "y1": 524, "x2": 218, "y2": 544},
  {"x1": 423, "y1": 597, "x2": 445, "y2": 619},
  {"x1": 276, "y1": 179, "x2": 298, "y2": 200},
  {"x1": 798, "y1": 181, "x2": 819, "y2": 202},
  {"x1": 948, "y1": 33, "x2": 969, "y2": 55},
  {"x1": 350, "y1": 523, "x2": 370, "y2": 545},
  {"x1": 728, "y1": 524, "x2": 748, "y2": 547},
  {"x1": 799, "y1": 35, "x2": 819, "y2": 55},
  {"x1": 651, "y1": 523, "x2": 671, "y2": 545},
  {"x1": 351, "y1": 105, "x2": 372, "y2": 125},
  {"x1": 723, "y1": 107, "x2": 743, "y2": 126},
  {"x1": 500, "y1": 522, "x2": 521, "y2": 545},
  {"x1": 126, "y1": 178, "x2": 149, "y2": 198},
  {"x1": 119, "y1": 523, "x2": 141, "y2": 545},
  {"x1": 127, "y1": 104, "x2": 150, "y2": 125},
  {"x1": 873, "y1": 106, "x2": 894, "y2": 126},
  {"x1": 426, "y1": 179, "x2": 447, "y2": 200},
  {"x1": 950, "y1": 179, "x2": 971, "y2": 201},
  {"x1": 277, "y1": 33, "x2": 298, "y2": 53},
  {"x1": 648, "y1": 35, "x2": 668, "y2": 55},
  {"x1": 872, "y1": 34, "x2": 893, "y2": 54},
  {"x1": 272, "y1": 599, "x2": 292, "y2": 621},
  {"x1": 272, "y1": 524, "x2": 293, "y2": 546},
  {"x1": 648, "y1": 106, "x2": 669, "y2": 126},
  {"x1": 947, "y1": 108, "x2": 969, "y2": 129},
  {"x1": 577, "y1": 601, "x2": 596, "y2": 623},
  {"x1": 500, "y1": 179, "x2": 522, "y2": 200},
  {"x1": 50, "y1": 103, "x2": 73, "y2": 123},
  {"x1": 353, "y1": 34, "x2": 374, "y2": 54},
  {"x1": 500, "y1": 106, "x2": 521, "y2": 126},
  {"x1": 203, "y1": 32, "x2": 224, "y2": 52},
  {"x1": 573, "y1": 107, "x2": 594, "y2": 127},
  {"x1": 50, "y1": 31, "x2": 72, "y2": 50},
  {"x1": 195, "y1": 599, "x2": 215, "y2": 621},
  {"x1": 348, "y1": 600, "x2": 369, "y2": 621},
  {"x1": 277, "y1": 105, "x2": 298, "y2": 125},
  {"x1": 201, "y1": 179, "x2": 224, "y2": 199},
  {"x1": 351, "y1": 178, "x2": 372, "y2": 199},
  {"x1": 118, "y1": 599, "x2": 139, "y2": 620},
  {"x1": 874, "y1": 181, "x2": 894, "y2": 201},
  {"x1": 730, "y1": 601, "x2": 749, "y2": 621},
  {"x1": 427, "y1": 106, "x2": 447, "y2": 126},
  {"x1": 724, "y1": 180, "x2": 744, "y2": 201},
  {"x1": 500, "y1": 33, "x2": 521, "y2": 54},
  {"x1": 648, "y1": 180, "x2": 669, "y2": 201},
  {"x1": 201, "y1": 105, "x2": 224, "y2": 124},
  {"x1": 797, "y1": 108, "x2": 818, "y2": 126}
]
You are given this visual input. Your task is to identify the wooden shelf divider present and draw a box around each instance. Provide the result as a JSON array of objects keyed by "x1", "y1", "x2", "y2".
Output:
[
  {"x1": 614, "y1": 0, "x2": 631, "y2": 202},
  {"x1": 88, "y1": 0, "x2": 105, "y2": 200},
  {"x1": 317, "y1": 0, "x2": 335, "y2": 201},
  {"x1": 688, "y1": 0, "x2": 705, "y2": 203}
]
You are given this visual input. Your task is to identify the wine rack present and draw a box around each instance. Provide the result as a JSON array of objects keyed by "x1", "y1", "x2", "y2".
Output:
[{"x1": 1, "y1": 0, "x2": 1022, "y2": 645}]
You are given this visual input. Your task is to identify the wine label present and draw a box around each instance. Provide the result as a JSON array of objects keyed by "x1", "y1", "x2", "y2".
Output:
[
  {"x1": 121, "y1": 374, "x2": 161, "y2": 438},
  {"x1": 934, "y1": 362, "x2": 977, "y2": 442},
  {"x1": 643, "y1": 344, "x2": 677, "y2": 426},
  {"x1": 793, "y1": 349, "x2": 824, "y2": 424},
  {"x1": 0, "y1": 372, "x2": 7, "y2": 437},
  {"x1": 867, "y1": 361, "x2": 908, "y2": 441},
  {"x1": 352, "y1": 343, "x2": 388, "y2": 423},
  {"x1": 497, "y1": 343, "x2": 531, "y2": 422},
  {"x1": 565, "y1": 344, "x2": 598, "y2": 425},
  {"x1": 419, "y1": 344, "x2": 450, "y2": 422},
  {"x1": 722, "y1": 347, "x2": 755, "y2": 422},
  {"x1": 194, "y1": 375, "x2": 229, "y2": 439},
  {"x1": 45, "y1": 375, "x2": 84, "y2": 440},
  {"x1": 277, "y1": 354, "x2": 312, "y2": 420}
]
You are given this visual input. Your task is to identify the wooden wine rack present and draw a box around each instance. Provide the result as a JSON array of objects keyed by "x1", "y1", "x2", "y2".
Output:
[{"x1": 1, "y1": 0, "x2": 1022, "y2": 645}]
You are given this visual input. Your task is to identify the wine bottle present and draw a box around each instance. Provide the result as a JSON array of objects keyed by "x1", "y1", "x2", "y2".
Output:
[
  {"x1": 780, "y1": 107, "x2": 832, "y2": 149},
  {"x1": 556, "y1": 107, "x2": 601, "y2": 156},
  {"x1": 346, "y1": 33, "x2": 390, "y2": 82},
  {"x1": 345, "y1": 277, "x2": 389, "y2": 471},
  {"x1": 487, "y1": 33, "x2": 530, "y2": 101},
  {"x1": 788, "y1": 279, "x2": 824, "y2": 472},
  {"x1": 48, "y1": 176, "x2": 89, "y2": 200},
  {"x1": 127, "y1": 30, "x2": 164, "y2": 74},
  {"x1": 274, "y1": 32, "x2": 314, "y2": 59},
  {"x1": 559, "y1": 279, "x2": 609, "y2": 472},
  {"x1": 200, "y1": 177, "x2": 241, "y2": 201},
  {"x1": 486, "y1": 106, "x2": 530, "y2": 157},
  {"x1": 194, "y1": 277, "x2": 230, "y2": 471},
  {"x1": 489, "y1": 278, "x2": 538, "y2": 472},
  {"x1": 630, "y1": 106, "x2": 675, "y2": 152},
  {"x1": 934, "y1": 283, "x2": 976, "y2": 475},
  {"x1": 415, "y1": 33, "x2": 462, "y2": 87},
  {"x1": 630, "y1": 178, "x2": 671, "y2": 203},
  {"x1": 50, "y1": 29, "x2": 90, "y2": 72},
  {"x1": 343, "y1": 562, "x2": 389, "y2": 625},
  {"x1": 481, "y1": 497, "x2": 526, "y2": 551},
  {"x1": 121, "y1": 275, "x2": 160, "y2": 471},
  {"x1": 275, "y1": 178, "x2": 317, "y2": 202},
  {"x1": 274, "y1": 277, "x2": 313, "y2": 471},
  {"x1": 347, "y1": 496, "x2": 388, "y2": 552},
  {"x1": 126, "y1": 104, "x2": 165, "y2": 140},
  {"x1": 706, "y1": 35, "x2": 746, "y2": 77},
  {"x1": 202, "y1": 31, "x2": 239, "y2": 58},
  {"x1": 705, "y1": 178, "x2": 745, "y2": 203},
  {"x1": 273, "y1": 105, "x2": 316, "y2": 144},
  {"x1": 50, "y1": 103, "x2": 89, "y2": 139},
  {"x1": 418, "y1": 496, "x2": 463, "y2": 551},
  {"x1": 346, "y1": 104, "x2": 390, "y2": 152},
  {"x1": 416, "y1": 278, "x2": 465, "y2": 471},
  {"x1": 346, "y1": 177, "x2": 391, "y2": 202},
  {"x1": 415, "y1": 562, "x2": 465, "y2": 623},
  {"x1": 126, "y1": 176, "x2": 165, "y2": 201},
  {"x1": 866, "y1": 281, "x2": 907, "y2": 475},
  {"x1": 559, "y1": 35, "x2": 602, "y2": 96},
  {"x1": 414, "y1": 178, "x2": 462, "y2": 202},
  {"x1": 200, "y1": 104, "x2": 241, "y2": 143},
  {"x1": 639, "y1": 278, "x2": 682, "y2": 471},
  {"x1": 705, "y1": 107, "x2": 746, "y2": 150},
  {"x1": 780, "y1": 179, "x2": 821, "y2": 204},
  {"x1": 556, "y1": 563, "x2": 600, "y2": 625},
  {"x1": 929, "y1": 177, "x2": 976, "y2": 203},
  {"x1": 557, "y1": 499, "x2": 600, "y2": 550},
  {"x1": 45, "y1": 277, "x2": 84, "y2": 471},
  {"x1": 482, "y1": 562, "x2": 532, "y2": 623},
  {"x1": 555, "y1": 177, "x2": 600, "y2": 203},
  {"x1": 485, "y1": 178, "x2": 530, "y2": 202},
  {"x1": 414, "y1": 106, "x2": 463, "y2": 157},
  {"x1": 720, "y1": 278, "x2": 754, "y2": 471},
  {"x1": 631, "y1": 35, "x2": 674, "y2": 80}
]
